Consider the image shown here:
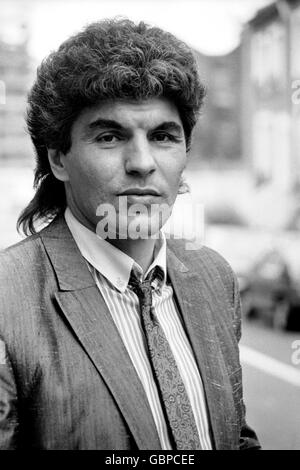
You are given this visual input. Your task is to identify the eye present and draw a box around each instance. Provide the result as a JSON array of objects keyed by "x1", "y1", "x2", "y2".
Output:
[
  {"x1": 95, "y1": 133, "x2": 122, "y2": 144},
  {"x1": 152, "y1": 132, "x2": 177, "y2": 143},
  {"x1": 152, "y1": 131, "x2": 180, "y2": 144}
]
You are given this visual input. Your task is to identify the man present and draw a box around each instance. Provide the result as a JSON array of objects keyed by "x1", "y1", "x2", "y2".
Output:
[{"x1": 0, "y1": 19, "x2": 260, "y2": 450}]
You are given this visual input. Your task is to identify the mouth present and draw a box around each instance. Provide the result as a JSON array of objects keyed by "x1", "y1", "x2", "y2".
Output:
[{"x1": 119, "y1": 188, "x2": 161, "y2": 197}]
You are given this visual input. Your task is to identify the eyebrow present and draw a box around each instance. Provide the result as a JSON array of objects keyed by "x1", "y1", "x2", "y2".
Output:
[
  {"x1": 152, "y1": 122, "x2": 183, "y2": 134},
  {"x1": 84, "y1": 119, "x2": 183, "y2": 136},
  {"x1": 88, "y1": 119, "x2": 123, "y2": 131}
]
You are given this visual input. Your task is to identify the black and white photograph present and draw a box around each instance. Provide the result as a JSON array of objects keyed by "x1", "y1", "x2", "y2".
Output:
[{"x1": 0, "y1": 0, "x2": 299, "y2": 452}]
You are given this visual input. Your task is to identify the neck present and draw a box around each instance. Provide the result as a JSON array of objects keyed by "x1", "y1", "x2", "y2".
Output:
[
  {"x1": 108, "y1": 237, "x2": 157, "y2": 273},
  {"x1": 65, "y1": 204, "x2": 158, "y2": 272}
]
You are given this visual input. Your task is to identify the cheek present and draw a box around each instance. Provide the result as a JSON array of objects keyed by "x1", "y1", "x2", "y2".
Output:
[
  {"x1": 68, "y1": 152, "x2": 116, "y2": 188},
  {"x1": 164, "y1": 151, "x2": 187, "y2": 183}
]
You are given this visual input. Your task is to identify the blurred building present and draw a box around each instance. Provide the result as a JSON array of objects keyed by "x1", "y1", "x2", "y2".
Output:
[
  {"x1": 0, "y1": 2, "x2": 33, "y2": 163},
  {"x1": 191, "y1": 48, "x2": 242, "y2": 165},
  {"x1": 241, "y1": 0, "x2": 300, "y2": 228}
]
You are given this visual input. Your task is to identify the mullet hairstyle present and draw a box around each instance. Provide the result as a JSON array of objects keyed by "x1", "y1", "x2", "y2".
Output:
[{"x1": 18, "y1": 18, "x2": 206, "y2": 235}]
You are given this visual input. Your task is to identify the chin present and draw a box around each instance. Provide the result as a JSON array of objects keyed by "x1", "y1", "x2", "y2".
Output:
[{"x1": 125, "y1": 215, "x2": 160, "y2": 240}]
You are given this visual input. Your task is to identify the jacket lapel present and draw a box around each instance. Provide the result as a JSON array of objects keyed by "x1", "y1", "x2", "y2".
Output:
[
  {"x1": 166, "y1": 242, "x2": 238, "y2": 450},
  {"x1": 40, "y1": 217, "x2": 161, "y2": 450}
]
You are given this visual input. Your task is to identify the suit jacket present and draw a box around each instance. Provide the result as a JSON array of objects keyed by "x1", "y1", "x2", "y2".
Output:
[{"x1": 0, "y1": 216, "x2": 260, "y2": 450}]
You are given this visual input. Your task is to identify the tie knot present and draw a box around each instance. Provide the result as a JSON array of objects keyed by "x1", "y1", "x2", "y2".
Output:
[{"x1": 129, "y1": 265, "x2": 164, "y2": 297}]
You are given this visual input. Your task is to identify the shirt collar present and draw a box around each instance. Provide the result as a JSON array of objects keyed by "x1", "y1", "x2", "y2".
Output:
[{"x1": 64, "y1": 207, "x2": 167, "y2": 293}]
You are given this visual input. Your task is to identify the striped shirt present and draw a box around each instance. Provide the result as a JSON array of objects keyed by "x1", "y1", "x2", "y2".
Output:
[{"x1": 65, "y1": 208, "x2": 212, "y2": 450}]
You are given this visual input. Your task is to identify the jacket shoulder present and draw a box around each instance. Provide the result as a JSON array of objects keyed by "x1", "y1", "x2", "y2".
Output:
[
  {"x1": 0, "y1": 233, "x2": 43, "y2": 277},
  {"x1": 0, "y1": 217, "x2": 62, "y2": 280},
  {"x1": 168, "y1": 238, "x2": 236, "y2": 279},
  {"x1": 196, "y1": 244, "x2": 237, "y2": 281},
  {"x1": 167, "y1": 238, "x2": 239, "y2": 309},
  {"x1": 0, "y1": 228, "x2": 57, "y2": 306}
]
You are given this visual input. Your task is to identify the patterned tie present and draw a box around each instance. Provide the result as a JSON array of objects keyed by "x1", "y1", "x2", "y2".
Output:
[{"x1": 129, "y1": 266, "x2": 201, "y2": 450}]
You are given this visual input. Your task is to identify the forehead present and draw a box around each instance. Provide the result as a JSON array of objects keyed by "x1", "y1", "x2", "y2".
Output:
[{"x1": 74, "y1": 97, "x2": 183, "y2": 133}]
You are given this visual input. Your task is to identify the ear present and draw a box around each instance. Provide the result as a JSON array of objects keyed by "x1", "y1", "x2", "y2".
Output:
[
  {"x1": 47, "y1": 148, "x2": 69, "y2": 182},
  {"x1": 178, "y1": 174, "x2": 190, "y2": 194}
]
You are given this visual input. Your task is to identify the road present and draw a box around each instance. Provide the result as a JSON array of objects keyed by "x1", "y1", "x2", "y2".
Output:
[{"x1": 240, "y1": 320, "x2": 300, "y2": 450}]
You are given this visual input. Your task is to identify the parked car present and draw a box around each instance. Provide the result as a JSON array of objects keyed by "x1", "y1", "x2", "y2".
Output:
[{"x1": 239, "y1": 249, "x2": 300, "y2": 330}]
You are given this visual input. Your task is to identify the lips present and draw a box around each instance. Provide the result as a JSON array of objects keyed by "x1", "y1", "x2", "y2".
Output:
[{"x1": 119, "y1": 188, "x2": 161, "y2": 196}]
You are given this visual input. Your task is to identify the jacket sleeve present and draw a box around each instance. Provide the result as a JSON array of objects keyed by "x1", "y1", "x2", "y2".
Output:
[
  {"x1": 0, "y1": 338, "x2": 19, "y2": 449},
  {"x1": 232, "y1": 273, "x2": 261, "y2": 450}
]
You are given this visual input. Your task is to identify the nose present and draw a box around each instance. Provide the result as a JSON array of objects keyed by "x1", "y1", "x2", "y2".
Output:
[{"x1": 125, "y1": 135, "x2": 156, "y2": 177}]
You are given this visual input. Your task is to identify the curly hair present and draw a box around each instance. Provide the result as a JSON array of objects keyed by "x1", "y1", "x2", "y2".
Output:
[{"x1": 18, "y1": 18, "x2": 206, "y2": 234}]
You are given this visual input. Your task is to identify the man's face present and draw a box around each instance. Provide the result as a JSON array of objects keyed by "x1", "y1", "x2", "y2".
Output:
[{"x1": 58, "y1": 97, "x2": 187, "y2": 236}]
